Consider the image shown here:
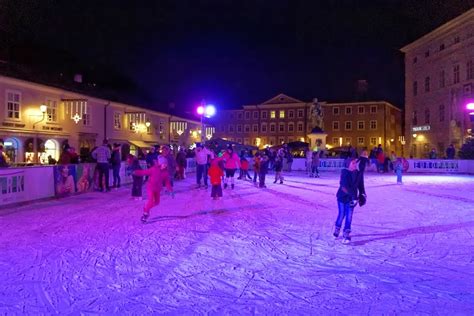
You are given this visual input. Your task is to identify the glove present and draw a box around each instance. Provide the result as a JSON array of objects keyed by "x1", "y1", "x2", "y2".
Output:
[
  {"x1": 359, "y1": 194, "x2": 367, "y2": 207},
  {"x1": 349, "y1": 200, "x2": 358, "y2": 208}
]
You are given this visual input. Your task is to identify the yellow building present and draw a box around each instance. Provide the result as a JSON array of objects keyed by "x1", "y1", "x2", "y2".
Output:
[
  {"x1": 401, "y1": 8, "x2": 474, "y2": 158},
  {"x1": 0, "y1": 74, "x2": 203, "y2": 164}
]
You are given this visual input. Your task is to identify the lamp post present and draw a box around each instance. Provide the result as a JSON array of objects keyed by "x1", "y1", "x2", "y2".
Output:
[
  {"x1": 33, "y1": 104, "x2": 47, "y2": 164},
  {"x1": 196, "y1": 102, "x2": 216, "y2": 143}
]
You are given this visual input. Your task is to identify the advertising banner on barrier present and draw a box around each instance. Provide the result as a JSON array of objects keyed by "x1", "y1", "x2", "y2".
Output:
[{"x1": 54, "y1": 165, "x2": 77, "y2": 197}]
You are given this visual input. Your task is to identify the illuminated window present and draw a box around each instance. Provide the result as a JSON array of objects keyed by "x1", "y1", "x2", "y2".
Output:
[
  {"x1": 6, "y1": 90, "x2": 21, "y2": 119},
  {"x1": 270, "y1": 111, "x2": 276, "y2": 119},
  {"x1": 46, "y1": 99, "x2": 58, "y2": 122},
  {"x1": 279, "y1": 110, "x2": 285, "y2": 118},
  {"x1": 114, "y1": 112, "x2": 122, "y2": 129}
]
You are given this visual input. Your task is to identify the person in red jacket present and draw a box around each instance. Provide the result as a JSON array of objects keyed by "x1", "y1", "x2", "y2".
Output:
[
  {"x1": 222, "y1": 146, "x2": 241, "y2": 189},
  {"x1": 133, "y1": 158, "x2": 164, "y2": 223},
  {"x1": 208, "y1": 158, "x2": 224, "y2": 200},
  {"x1": 239, "y1": 157, "x2": 252, "y2": 180}
]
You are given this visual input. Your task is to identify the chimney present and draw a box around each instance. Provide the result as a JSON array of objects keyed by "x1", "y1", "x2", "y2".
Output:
[{"x1": 73, "y1": 74, "x2": 83, "y2": 83}]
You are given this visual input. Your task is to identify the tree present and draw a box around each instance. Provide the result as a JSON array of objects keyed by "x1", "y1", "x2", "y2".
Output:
[{"x1": 459, "y1": 138, "x2": 474, "y2": 159}]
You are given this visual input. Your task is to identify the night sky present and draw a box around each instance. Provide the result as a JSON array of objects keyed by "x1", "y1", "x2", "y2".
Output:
[{"x1": 1, "y1": 0, "x2": 473, "y2": 114}]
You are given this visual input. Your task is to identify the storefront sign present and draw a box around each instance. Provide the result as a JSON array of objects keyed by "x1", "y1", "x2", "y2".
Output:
[{"x1": 412, "y1": 125, "x2": 431, "y2": 132}]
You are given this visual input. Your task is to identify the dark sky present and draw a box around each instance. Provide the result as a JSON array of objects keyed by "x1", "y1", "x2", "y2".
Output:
[{"x1": 1, "y1": 0, "x2": 473, "y2": 113}]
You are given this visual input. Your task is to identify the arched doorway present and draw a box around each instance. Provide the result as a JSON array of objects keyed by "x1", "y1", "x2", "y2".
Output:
[
  {"x1": 3, "y1": 137, "x2": 19, "y2": 163},
  {"x1": 24, "y1": 138, "x2": 44, "y2": 164},
  {"x1": 42, "y1": 139, "x2": 59, "y2": 164}
]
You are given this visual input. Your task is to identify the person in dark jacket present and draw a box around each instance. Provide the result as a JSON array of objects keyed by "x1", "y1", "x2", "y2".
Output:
[
  {"x1": 111, "y1": 143, "x2": 122, "y2": 188},
  {"x1": 127, "y1": 154, "x2": 143, "y2": 200},
  {"x1": 334, "y1": 158, "x2": 359, "y2": 243},
  {"x1": 446, "y1": 144, "x2": 455, "y2": 159},
  {"x1": 259, "y1": 154, "x2": 269, "y2": 188},
  {"x1": 355, "y1": 150, "x2": 369, "y2": 206}
]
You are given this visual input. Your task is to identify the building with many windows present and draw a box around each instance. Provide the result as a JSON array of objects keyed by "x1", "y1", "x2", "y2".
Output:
[
  {"x1": 401, "y1": 8, "x2": 474, "y2": 158},
  {"x1": 212, "y1": 94, "x2": 402, "y2": 154},
  {"x1": 0, "y1": 74, "x2": 203, "y2": 164}
]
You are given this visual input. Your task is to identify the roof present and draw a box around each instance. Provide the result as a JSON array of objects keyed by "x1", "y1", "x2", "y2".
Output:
[{"x1": 400, "y1": 8, "x2": 474, "y2": 53}]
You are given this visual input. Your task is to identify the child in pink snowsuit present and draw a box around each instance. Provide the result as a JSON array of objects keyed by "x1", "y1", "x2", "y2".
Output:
[{"x1": 133, "y1": 159, "x2": 164, "y2": 223}]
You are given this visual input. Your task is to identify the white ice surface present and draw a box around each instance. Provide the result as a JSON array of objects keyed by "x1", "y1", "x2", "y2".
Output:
[{"x1": 1, "y1": 171, "x2": 474, "y2": 314}]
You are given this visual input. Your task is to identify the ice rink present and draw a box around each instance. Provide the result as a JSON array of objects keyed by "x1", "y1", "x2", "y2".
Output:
[{"x1": 1, "y1": 170, "x2": 474, "y2": 314}]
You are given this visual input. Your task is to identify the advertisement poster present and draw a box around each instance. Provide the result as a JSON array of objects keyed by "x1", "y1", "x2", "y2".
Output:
[
  {"x1": 54, "y1": 165, "x2": 77, "y2": 197},
  {"x1": 76, "y1": 163, "x2": 95, "y2": 193}
]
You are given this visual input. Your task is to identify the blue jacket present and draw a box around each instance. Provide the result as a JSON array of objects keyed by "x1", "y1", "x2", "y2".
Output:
[{"x1": 336, "y1": 168, "x2": 358, "y2": 203}]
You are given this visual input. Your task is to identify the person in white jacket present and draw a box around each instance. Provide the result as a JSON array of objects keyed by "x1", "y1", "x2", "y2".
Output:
[{"x1": 195, "y1": 144, "x2": 214, "y2": 188}]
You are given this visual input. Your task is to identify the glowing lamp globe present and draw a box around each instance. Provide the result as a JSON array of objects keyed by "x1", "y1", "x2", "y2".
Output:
[
  {"x1": 466, "y1": 102, "x2": 474, "y2": 111},
  {"x1": 204, "y1": 105, "x2": 216, "y2": 118},
  {"x1": 197, "y1": 106, "x2": 205, "y2": 115}
]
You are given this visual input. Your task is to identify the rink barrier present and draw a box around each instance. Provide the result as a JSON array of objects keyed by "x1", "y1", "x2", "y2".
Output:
[{"x1": 1, "y1": 158, "x2": 473, "y2": 208}]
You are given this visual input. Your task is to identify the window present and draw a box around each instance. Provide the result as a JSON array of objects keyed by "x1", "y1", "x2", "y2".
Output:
[
  {"x1": 345, "y1": 121, "x2": 352, "y2": 130},
  {"x1": 229, "y1": 125, "x2": 234, "y2": 133},
  {"x1": 82, "y1": 113, "x2": 91, "y2": 126},
  {"x1": 270, "y1": 123, "x2": 276, "y2": 132},
  {"x1": 332, "y1": 121, "x2": 339, "y2": 131},
  {"x1": 370, "y1": 105, "x2": 377, "y2": 114},
  {"x1": 345, "y1": 107, "x2": 352, "y2": 115},
  {"x1": 269, "y1": 137, "x2": 275, "y2": 146},
  {"x1": 333, "y1": 107, "x2": 340, "y2": 115},
  {"x1": 244, "y1": 124, "x2": 250, "y2": 133},
  {"x1": 345, "y1": 137, "x2": 352, "y2": 145},
  {"x1": 333, "y1": 138, "x2": 339, "y2": 145},
  {"x1": 288, "y1": 123, "x2": 294, "y2": 132},
  {"x1": 425, "y1": 108, "x2": 430, "y2": 124},
  {"x1": 413, "y1": 111, "x2": 418, "y2": 125},
  {"x1": 279, "y1": 123, "x2": 285, "y2": 132},
  {"x1": 253, "y1": 111, "x2": 258, "y2": 119},
  {"x1": 425, "y1": 76, "x2": 430, "y2": 92},
  {"x1": 467, "y1": 60, "x2": 474, "y2": 80},
  {"x1": 261, "y1": 123, "x2": 267, "y2": 133},
  {"x1": 370, "y1": 137, "x2": 377, "y2": 146},
  {"x1": 288, "y1": 110, "x2": 294, "y2": 118},
  {"x1": 237, "y1": 124, "x2": 242, "y2": 133},
  {"x1": 358, "y1": 106, "x2": 365, "y2": 114},
  {"x1": 357, "y1": 137, "x2": 365, "y2": 145},
  {"x1": 237, "y1": 113, "x2": 242, "y2": 120},
  {"x1": 6, "y1": 90, "x2": 21, "y2": 119},
  {"x1": 454, "y1": 36, "x2": 460, "y2": 44},
  {"x1": 279, "y1": 110, "x2": 285, "y2": 118},
  {"x1": 279, "y1": 137, "x2": 285, "y2": 144},
  {"x1": 262, "y1": 111, "x2": 267, "y2": 119},
  {"x1": 297, "y1": 122, "x2": 303, "y2": 132},
  {"x1": 270, "y1": 111, "x2": 276, "y2": 119},
  {"x1": 439, "y1": 70, "x2": 445, "y2": 88},
  {"x1": 45, "y1": 99, "x2": 58, "y2": 122},
  {"x1": 245, "y1": 111, "x2": 250, "y2": 120},
  {"x1": 454, "y1": 65, "x2": 460, "y2": 84},
  {"x1": 253, "y1": 124, "x2": 258, "y2": 132},
  {"x1": 439, "y1": 104, "x2": 445, "y2": 122},
  {"x1": 370, "y1": 120, "x2": 377, "y2": 130},
  {"x1": 425, "y1": 50, "x2": 430, "y2": 58},
  {"x1": 297, "y1": 109, "x2": 304, "y2": 118},
  {"x1": 413, "y1": 57, "x2": 417, "y2": 64},
  {"x1": 439, "y1": 43, "x2": 445, "y2": 51},
  {"x1": 357, "y1": 121, "x2": 365, "y2": 130},
  {"x1": 413, "y1": 81, "x2": 418, "y2": 96},
  {"x1": 147, "y1": 124, "x2": 151, "y2": 134},
  {"x1": 113, "y1": 112, "x2": 122, "y2": 129}
]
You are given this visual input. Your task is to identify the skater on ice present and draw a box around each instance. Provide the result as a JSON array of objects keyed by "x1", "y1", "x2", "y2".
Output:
[
  {"x1": 133, "y1": 157, "x2": 164, "y2": 223},
  {"x1": 208, "y1": 158, "x2": 224, "y2": 200}
]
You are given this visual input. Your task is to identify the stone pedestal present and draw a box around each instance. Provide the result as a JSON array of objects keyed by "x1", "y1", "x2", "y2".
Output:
[{"x1": 307, "y1": 127, "x2": 327, "y2": 151}]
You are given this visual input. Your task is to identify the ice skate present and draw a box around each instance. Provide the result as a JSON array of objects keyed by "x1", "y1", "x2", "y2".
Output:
[
  {"x1": 141, "y1": 212, "x2": 150, "y2": 223},
  {"x1": 342, "y1": 230, "x2": 351, "y2": 244},
  {"x1": 333, "y1": 226, "x2": 341, "y2": 238}
]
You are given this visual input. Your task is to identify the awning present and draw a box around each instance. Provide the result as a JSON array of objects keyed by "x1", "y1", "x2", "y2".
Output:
[{"x1": 128, "y1": 140, "x2": 152, "y2": 148}]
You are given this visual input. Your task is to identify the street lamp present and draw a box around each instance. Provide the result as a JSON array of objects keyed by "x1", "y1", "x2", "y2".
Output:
[{"x1": 196, "y1": 102, "x2": 216, "y2": 143}]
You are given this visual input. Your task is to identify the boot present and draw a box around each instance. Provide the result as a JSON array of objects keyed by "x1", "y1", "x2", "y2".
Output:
[
  {"x1": 342, "y1": 230, "x2": 351, "y2": 244},
  {"x1": 333, "y1": 226, "x2": 341, "y2": 238}
]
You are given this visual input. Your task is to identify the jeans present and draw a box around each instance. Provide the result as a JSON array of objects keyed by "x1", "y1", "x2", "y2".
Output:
[
  {"x1": 196, "y1": 164, "x2": 208, "y2": 186},
  {"x1": 112, "y1": 165, "x2": 121, "y2": 187},
  {"x1": 396, "y1": 170, "x2": 402, "y2": 183},
  {"x1": 335, "y1": 201, "x2": 354, "y2": 231},
  {"x1": 97, "y1": 163, "x2": 110, "y2": 191}
]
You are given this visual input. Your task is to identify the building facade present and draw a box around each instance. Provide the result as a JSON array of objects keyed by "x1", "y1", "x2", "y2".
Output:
[
  {"x1": 0, "y1": 75, "x2": 203, "y2": 164},
  {"x1": 401, "y1": 8, "x2": 474, "y2": 158},
  {"x1": 212, "y1": 94, "x2": 402, "y2": 154}
]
